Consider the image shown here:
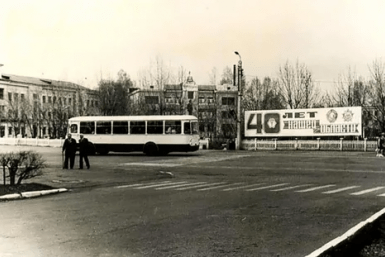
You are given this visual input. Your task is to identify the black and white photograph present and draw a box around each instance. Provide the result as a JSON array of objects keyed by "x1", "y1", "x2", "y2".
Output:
[{"x1": 2, "y1": 1, "x2": 385, "y2": 256}]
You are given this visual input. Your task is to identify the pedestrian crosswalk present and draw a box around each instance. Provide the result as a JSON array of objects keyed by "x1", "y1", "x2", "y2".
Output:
[{"x1": 113, "y1": 180, "x2": 385, "y2": 198}]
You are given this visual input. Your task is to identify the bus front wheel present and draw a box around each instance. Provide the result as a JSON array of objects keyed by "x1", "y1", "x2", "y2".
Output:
[{"x1": 144, "y1": 142, "x2": 158, "y2": 156}]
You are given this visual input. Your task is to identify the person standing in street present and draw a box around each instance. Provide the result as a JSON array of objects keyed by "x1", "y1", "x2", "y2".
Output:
[
  {"x1": 377, "y1": 132, "x2": 385, "y2": 157},
  {"x1": 79, "y1": 134, "x2": 90, "y2": 169},
  {"x1": 62, "y1": 133, "x2": 77, "y2": 169}
]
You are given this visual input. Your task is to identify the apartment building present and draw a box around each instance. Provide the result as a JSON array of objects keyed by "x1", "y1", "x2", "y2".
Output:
[
  {"x1": 0, "y1": 74, "x2": 98, "y2": 138},
  {"x1": 128, "y1": 74, "x2": 238, "y2": 139}
]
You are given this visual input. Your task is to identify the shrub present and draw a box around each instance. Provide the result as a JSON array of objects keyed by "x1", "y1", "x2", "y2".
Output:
[{"x1": 0, "y1": 151, "x2": 46, "y2": 185}]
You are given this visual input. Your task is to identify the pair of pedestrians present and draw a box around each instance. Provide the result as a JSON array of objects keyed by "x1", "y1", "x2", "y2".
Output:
[{"x1": 62, "y1": 133, "x2": 90, "y2": 169}]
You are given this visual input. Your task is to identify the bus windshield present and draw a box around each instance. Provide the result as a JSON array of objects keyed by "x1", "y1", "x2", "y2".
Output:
[{"x1": 184, "y1": 121, "x2": 199, "y2": 135}]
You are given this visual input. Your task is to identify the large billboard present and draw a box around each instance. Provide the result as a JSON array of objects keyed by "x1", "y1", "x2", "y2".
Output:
[{"x1": 245, "y1": 107, "x2": 362, "y2": 137}]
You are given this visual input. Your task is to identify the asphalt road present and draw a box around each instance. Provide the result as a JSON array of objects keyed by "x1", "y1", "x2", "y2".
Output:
[{"x1": 1, "y1": 146, "x2": 385, "y2": 256}]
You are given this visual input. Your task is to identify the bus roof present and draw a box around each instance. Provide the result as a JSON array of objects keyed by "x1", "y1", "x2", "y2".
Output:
[{"x1": 68, "y1": 115, "x2": 198, "y2": 122}]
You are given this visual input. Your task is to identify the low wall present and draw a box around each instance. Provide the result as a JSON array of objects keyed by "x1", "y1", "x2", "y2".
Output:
[{"x1": 0, "y1": 138, "x2": 64, "y2": 148}]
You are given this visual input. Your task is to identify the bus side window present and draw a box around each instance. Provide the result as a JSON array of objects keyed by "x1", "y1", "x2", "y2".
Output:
[
  {"x1": 130, "y1": 121, "x2": 145, "y2": 134},
  {"x1": 97, "y1": 121, "x2": 111, "y2": 134},
  {"x1": 113, "y1": 121, "x2": 128, "y2": 134},
  {"x1": 80, "y1": 122, "x2": 95, "y2": 134},
  {"x1": 165, "y1": 121, "x2": 181, "y2": 134},
  {"x1": 70, "y1": 124, "x2": 78, "y2": 134}
]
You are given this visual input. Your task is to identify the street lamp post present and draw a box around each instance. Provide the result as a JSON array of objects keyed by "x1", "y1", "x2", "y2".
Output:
[{"x1": 234, "y1": 51, "x2": 242, "y2": 150}]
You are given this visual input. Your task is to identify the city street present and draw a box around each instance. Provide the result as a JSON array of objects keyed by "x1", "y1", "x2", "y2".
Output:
[{"x1": 1, "y1": 146, "x2": 385, "y2": 256}]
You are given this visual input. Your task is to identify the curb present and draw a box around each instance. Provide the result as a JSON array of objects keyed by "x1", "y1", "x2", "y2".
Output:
[
  {"x1": 305, "y1": 207, "x2": 385, "y2": 256},
  {"x1": 0, "y1": 188, "x2": 69, "y2": 201}
]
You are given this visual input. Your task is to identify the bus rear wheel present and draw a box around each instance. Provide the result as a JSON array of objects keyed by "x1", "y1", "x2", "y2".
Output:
[{"x1": 144, "y1": 142, "x2": 158, "y2": 156}]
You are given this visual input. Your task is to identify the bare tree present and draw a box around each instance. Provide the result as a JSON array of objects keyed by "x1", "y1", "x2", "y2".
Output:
[
  {"x1": 97, "y1": 70, "x2": 133, "y2": 115},
  {"x1": 219, "y1": 66, "x2": 233, "y2": 85},
  {"x1": 278, "y1": 60, "x2": 319, "y2": 109},
  {"x1": 209, "y1": 67, "x2": 217, "y2": 85},
  {"x1": 243, "y1": 77, "x2": 284, "y2": 111},
  {"x1": 368, "y1": 59, "x2": 385, "y2": 133}
]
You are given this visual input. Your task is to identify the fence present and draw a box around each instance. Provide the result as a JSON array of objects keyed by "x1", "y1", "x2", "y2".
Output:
[
  {"x1": 241, "y1": 138, "x2": 378, "y2": 152},
  {"x1": 0, "y1": 137, "x2": 379, "y2": 152}
]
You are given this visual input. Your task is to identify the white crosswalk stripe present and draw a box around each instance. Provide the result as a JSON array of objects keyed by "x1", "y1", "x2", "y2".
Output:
[
  {"x1": 175, "y1": 182, "x2": 227, "y2": 191},
  {"x1": 245, "y1": 183, "x2": 289, "y2": 192},
  {"x1": 155, "y1": 182, "x2": 207, "y2": 190},
  {"x1": 197, "y1": 183, "x2": 244, "y2": 191},
  {"x1": 322, "y1": 186, "x2": 361, "y2": 194},
  {"x1": 296, "y1": 185, "x2": 336, "y2": 193},
  {"x1": 222, "y1": 183, "x2": 265, "y2": 191},
  {"x1": 134, "y1": 181, "x2": 184, "y2": 189},
  {"x1": 350, "y1": 187, "x2": 385, "y2": 195},
  {"x1": 270, "y1": 184, "x2": 313, "y2": 192},
  {"x1": 115, "y1": 184, "x2": 143, "y2": 189},
  {"x1": 112, "y1": 181, "x2": 385, "y2": 198}
]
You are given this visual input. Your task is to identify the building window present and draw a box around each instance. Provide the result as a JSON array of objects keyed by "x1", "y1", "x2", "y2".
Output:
[
  {"x1": 53, "y1": 96, "x2": 56, "y2": 104},
  {"x1": 87, "y1": 100, "x2": 90, "y2": 107},
  {"x1": 8, "y1": 93, "x2": 12, "y2": 102},
  {"x1": 14, "y1": 93, "x2": 18, "y2": 101},
  {"x1": 165, "y1": 97, "x2": 173, "y2": 103},
  {"x1": 222, "y1": 124, "x2": 235, "y2": 137},
  {"x1": 43, "y1": 96, "x2": 46, "y2": 103},
  {"x1": 207, "y1": 96, "x2": 214, "y2": 104},
  {"x1": 0, "y1": 88, "x2": 3, "y2": 100},
  {"x1": 145, "y1": 96, "x2": 159, "y2": 104},
  {"x1": 69, "y1": 98, "x2": 72, "y2": 105},
  {"x1": 48, "y1": 96, "x2": 52, "y2": 103},
  {"x1": 188, "y1": 91, "x2": 194, "y2": 99},
  {"x1": 94, "y1": 100, "x2": 98, "y2": 107},
  {"x1": 222, "y1": 111, "x2": 231, "y2": 119},
  {"x1": 21, "y1": 94, "x2": 24, "y2": 101},
  {"x1": 198, "y1": 96, "x2": 205, "y2": 103},
  {"x1": 222, "y1": 97, "x2": 235, "y2": 105}
]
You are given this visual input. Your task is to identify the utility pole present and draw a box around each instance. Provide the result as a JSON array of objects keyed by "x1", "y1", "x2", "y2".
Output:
[{"x1": 235, "y1": 52, "x2": 242, "y2": 150}]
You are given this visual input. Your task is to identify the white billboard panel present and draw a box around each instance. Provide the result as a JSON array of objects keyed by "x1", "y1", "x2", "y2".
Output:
[{"x1": 245, "y1": 107, "x2": 362, "y2": 137}]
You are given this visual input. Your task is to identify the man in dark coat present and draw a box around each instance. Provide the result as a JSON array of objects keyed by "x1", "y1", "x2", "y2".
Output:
[
  {"x1": 79, "y1": 134, "x2": 90, "y2": 169},
  {"x1": 62, "y1": 133, "x2": 77, "y2": 169}
]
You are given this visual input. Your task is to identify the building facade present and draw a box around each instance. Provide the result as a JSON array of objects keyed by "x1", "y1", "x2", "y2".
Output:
[
  {"x1": 0, "y1": 74, "x2": 98, "y2": 138},
  {"x1": 128, "y1": 74, "x2": 238, "y2": 139}
]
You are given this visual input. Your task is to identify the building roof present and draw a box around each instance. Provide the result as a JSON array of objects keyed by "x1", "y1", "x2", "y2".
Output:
[
  {"x1": 0, "y1": 73, "x2": 90, "y2": 91},
  {"x1": 164, "y1": 84, "x2": 182, "y2": 90},
  {"x1": 198, "y1": 85, "x2": 216, "y2": 91}
]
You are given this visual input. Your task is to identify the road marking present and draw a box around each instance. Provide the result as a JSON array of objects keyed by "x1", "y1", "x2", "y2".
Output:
[
  {"x1": 222, "y1": 183, "x2": 265, "y2": 191},
  {"x1": 176, "y1": 182, "x2": 227, "y2": 191},
  {"x1": 120, "y1": 163, "x2": 182, "y2": 167},
  {"x1": 245, "y1": 183, "x2": 289, "y2": 192},
  {"x1": 155, "y1": 182, "x2": 207, "y2": 190},
  {"x1": 197, "y1": 183, "x2": 244, "y2": 191},
  {"x1": 134, "y1": 181, "x2": 181, "y2": 189},
  {"x1": 322, "y1": 186, "x2": 360, "y2": 194},
  {"x1": 350, "y1": 186, "x2": 385, "y2": 195},
  {"x1": 115, "y1": 184, "x2": 143, "y2": 189},
  {"x1": 296, "y1": 184, "x2": 336, "y2": 192},
  {"x1": 270, "y1": 184, "x2": 313, "y2": 192}
]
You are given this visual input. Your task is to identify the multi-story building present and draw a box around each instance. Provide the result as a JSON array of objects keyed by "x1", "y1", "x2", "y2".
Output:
[
  {"x1": 128, "y1": 74, "x2": 238, "y2": 139},
  {"x1": 0, "y1": 73, "x2": 98, "y2": 138}
]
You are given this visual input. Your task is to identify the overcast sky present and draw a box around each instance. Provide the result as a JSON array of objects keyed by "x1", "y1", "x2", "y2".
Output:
[{"x1": 1, "y1": 0, "x2": 385, "y2": 91}]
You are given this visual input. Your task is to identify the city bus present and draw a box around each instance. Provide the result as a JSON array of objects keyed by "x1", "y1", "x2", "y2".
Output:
[{"x1": 67, "y1": 115, "x2": 200, "y2": 155}]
